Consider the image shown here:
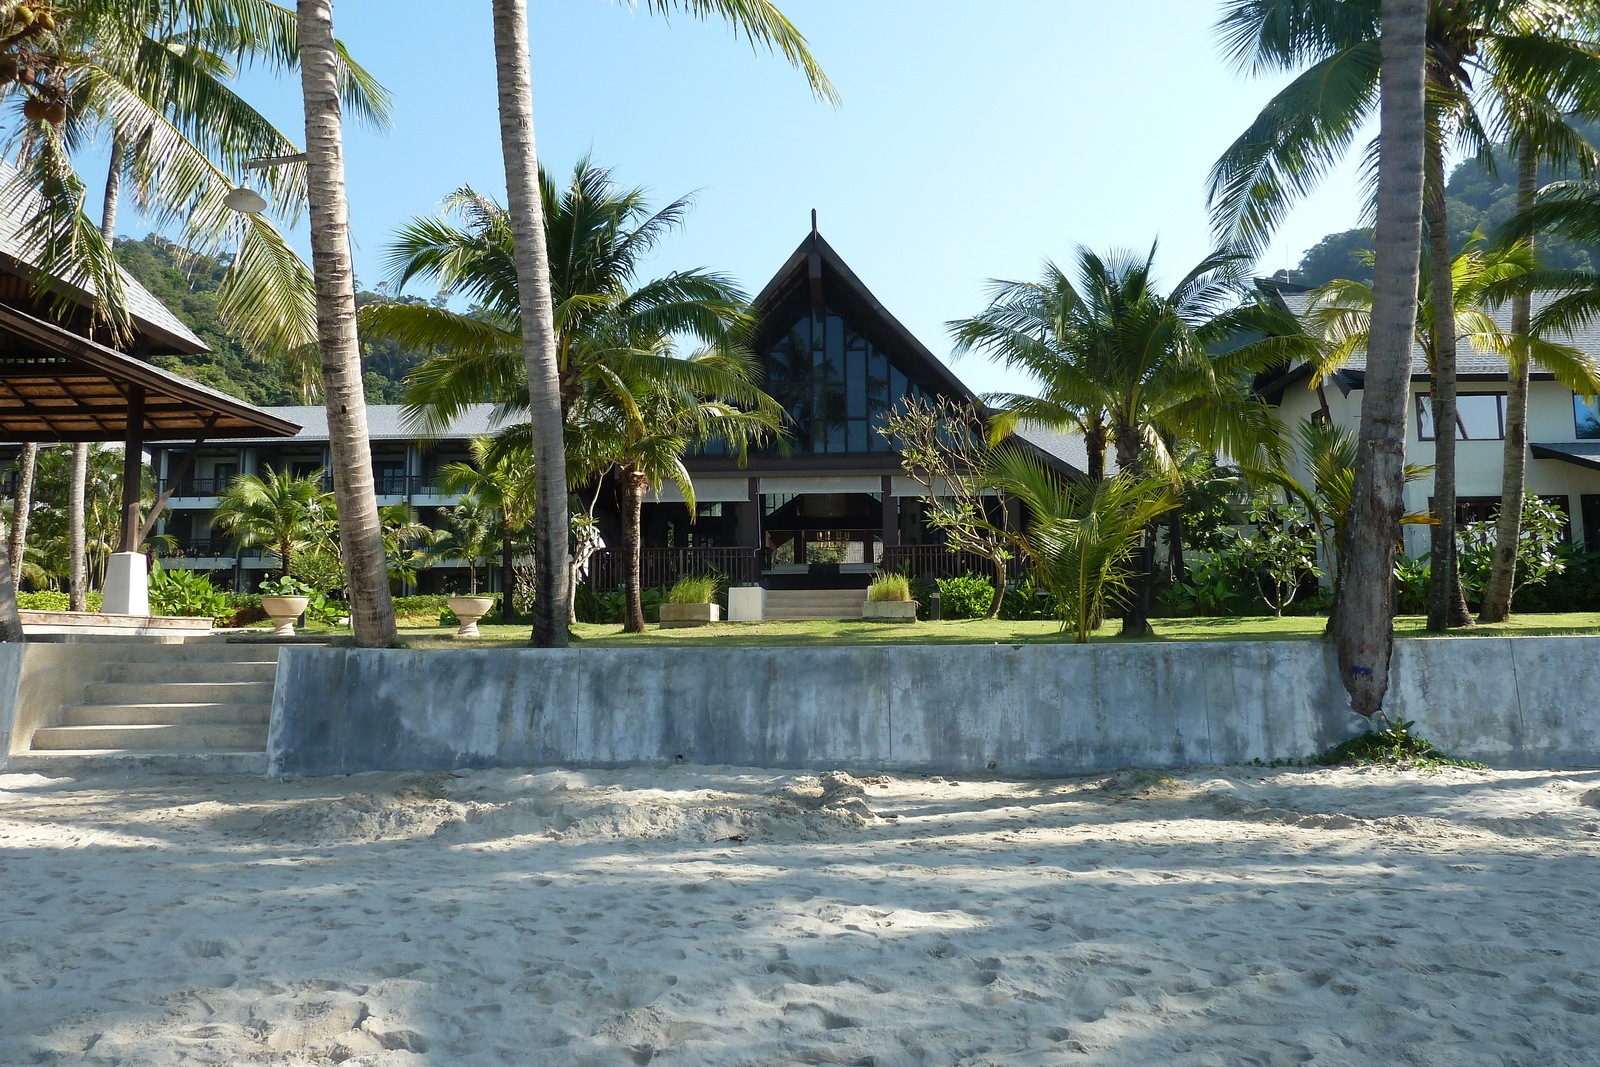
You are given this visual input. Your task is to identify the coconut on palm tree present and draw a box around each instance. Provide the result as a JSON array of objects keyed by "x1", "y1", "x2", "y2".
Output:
[{"x1": 950, "y1": 244, "x2": 1314, "y2": 635}]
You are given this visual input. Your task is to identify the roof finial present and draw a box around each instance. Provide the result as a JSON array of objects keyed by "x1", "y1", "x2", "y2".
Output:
[{"x1": 811, "y1": 208, "x2": 818, "y2": 236}]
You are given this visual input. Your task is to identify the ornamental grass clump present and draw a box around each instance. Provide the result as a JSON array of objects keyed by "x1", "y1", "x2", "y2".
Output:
[
  {"x1": 867, "y1": 572, "x2": 912, "y2": 602},
  {"x1": 667, "y1": 574, "x2": 719, "y2": 605}
]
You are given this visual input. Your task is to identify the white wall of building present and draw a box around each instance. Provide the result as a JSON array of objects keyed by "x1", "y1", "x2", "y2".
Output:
[{"x1": 1278, "y1": 377, "x2": 1600, "y2": 557}]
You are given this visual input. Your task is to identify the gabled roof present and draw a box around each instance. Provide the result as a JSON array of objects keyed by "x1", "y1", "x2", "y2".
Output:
[
  {"x1": 753, "y1": 228, "x2": 975, "y2": 403},
  {"x1": 0, "y1": 162, "x2": 206, "y2": 355},
  {"x1": 0, "y1": 302, "x2": 297, "y2": 442},
  {"x1": 745, "y1": 227, "x2": 1088, "y2": 478}
]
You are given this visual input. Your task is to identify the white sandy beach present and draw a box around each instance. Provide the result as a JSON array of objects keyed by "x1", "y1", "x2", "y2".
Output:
[{"x1": 3, "y1": 762, "x2": 1600, "y2": 1065}]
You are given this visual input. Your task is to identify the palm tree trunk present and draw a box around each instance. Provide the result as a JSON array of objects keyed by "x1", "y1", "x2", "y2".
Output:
[
  {"x1": 69, "y1": 138, "x2": 127, "y2": 612},
  {"x1": 1480, "y1": 143, "x2": 1538, "y2": 622},
  {"x1": 500, "y1": 517, "x2": 515, "y2": 615},
  {"x1": 9, "y1": 442, "x2": 35, "y2": 580},
  {"x1": 1111, "y1": 423, "x2": 1152, "y2": 637},
  {"x1": 1085, "y1": 418, "x2": 1107, "y2": 482},
  {"x1": 1168, "y1": 508, "x2": 1187, "y2": 584},
  {"x1": 1332, "y1": 0, "x2": 1427, "y2": 718},
  {"x1": 491, "y1": 0, "x2": 570, "y2": 648},
  {"x1": 1423, "y1": 142, "x2": 1472, "y2": 630},
  {"x1": 0, "y1": 533, "x2": 21, "y2": 641},
  {"x1": 986, "y1": 553, "x2": 1006, "y2": 619},
  {"x1": 621, "y1": 470, "x2": 647, "y2": 633},
  {"x1": 69, "y1": 444, "x2": 88, "y2": 611},
  {"x1": 297, "y1": 0, "x2": 396, "y2": 648}
]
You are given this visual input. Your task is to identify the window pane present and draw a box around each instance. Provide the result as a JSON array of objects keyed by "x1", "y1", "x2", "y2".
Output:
[
  {"x1": 868, "y1": 350, "x2": 889, "y2": 408},
  {"x1": 1576, "y1": 394, "x2": 1600, "y2": 439},
  {"x1": 1416, "y1": 394, "x2": 1435, "y2": 439},
  {"x1": 1417, "y1": 394, "x2": 1504, "y2": 440},
  {"x1": 847, "y1": 419, "x2": 868, "y2": 453},
  {"x1": 846, "y1": 349, "x2": 866, "y2": 418},
  {"x1": 1457, "y1": 395, "x2": 1501, "y2": 439}
]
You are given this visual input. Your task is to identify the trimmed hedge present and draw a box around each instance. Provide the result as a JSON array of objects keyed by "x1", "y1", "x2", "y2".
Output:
[{"x1": 17, "y1": 591, "x2": 103, "y2": 612}]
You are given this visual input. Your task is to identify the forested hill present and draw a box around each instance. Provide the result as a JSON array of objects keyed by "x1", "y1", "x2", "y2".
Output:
[
  {"x1": 112, "y1": 234, "x2": 432, "y2": 406},
  {"x1": 1285, "y1": 137, "x2": 1600, "y2": 288}
]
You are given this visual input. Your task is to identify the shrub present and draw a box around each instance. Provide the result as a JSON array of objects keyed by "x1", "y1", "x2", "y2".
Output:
[
  {"x1": 1000, "y1": 575, "x2": 1059, "y2": 620},
  {"x1": 1508, "y1": 548, "x2": 1600, "y2": 613},
  {"x1": 668, "y1": 574, "x2": 719, "y2": 605},
  {"x1": 259, "y1": 574, "x2": 315, "y2": 598},
  {"x1": 934, "y1": 573, "x2": 994, "y2": 618},
  {"x1": 867, "y1": 572, "x2": 912, "y2": 602},
  {"x1": 148, "y1": 562, "x2": 229, "y2": 620},
  {"x1": 574, "y1": 585, "x2": 668, "y2": 624},
  {"x1": 16, "y1": 590, "x2": 102, "y2": 612},
  {"x1": 17, "y1": 590, "x2": 69, "y2": 612}
]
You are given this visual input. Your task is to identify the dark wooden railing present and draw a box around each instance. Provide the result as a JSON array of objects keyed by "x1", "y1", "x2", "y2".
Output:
[
  {"x1": 880, "y1": 545, "x2": 1024, "y2": 581},
  {"x1": 584, "y1": 547, "x2": 760, "y2": 589}
]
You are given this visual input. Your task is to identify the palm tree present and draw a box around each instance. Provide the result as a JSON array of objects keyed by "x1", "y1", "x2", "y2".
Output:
[
  {"x1": 1212, "y1": 0, "x2": 1600, "y2": 631},
  {"x1": 8, "y1": 442, "x2": 35, "y2": 587},
  {"x1": 211, "y1": 467, "x2": 333, "y2": 578},
  {"x1": 430, "y1": 498, "x2": 500, "y2": 595},
  {"x1": 372, "y1": 165, "x2": 768, "y2": 435},
  {"x1": 296, "y1": 0, "x2": 395, "y2": 647},
  {"x1": 1330, "y1": 0, "x2": 1429, "y2": 719},
  {"x1": 950, "y1": 245, "x2": 1313, "y2": 635},
  {"x1": 369, "y1": 163, "x2": 782, "y2": 630},
  {"x1": 595, "y1": 347, "x2": 784, "y2": 634},
  {"x1": 985, "y1": 449, "x2": 1176, "y2": 645},
  {"x1": 437, "y1": 437, "x2": 538, "y2": 612},
  {"x1": 486, "y1": 0, "x2": 834, "y2": 649}
]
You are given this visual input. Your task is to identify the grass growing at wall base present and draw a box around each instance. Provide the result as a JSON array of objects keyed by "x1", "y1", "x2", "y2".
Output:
[{"x1": 357, "y1": 611, "x2": 1600, "y2": 649}]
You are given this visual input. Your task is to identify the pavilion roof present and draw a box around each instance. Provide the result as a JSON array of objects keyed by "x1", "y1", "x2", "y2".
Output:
[{"x1": 0, "y1": 302, "x2": 299, "y2": 442}]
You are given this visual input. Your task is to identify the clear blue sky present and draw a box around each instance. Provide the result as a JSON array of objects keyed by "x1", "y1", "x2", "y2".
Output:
[{"x1": 111, "y1": 0, "x2": 1377, "y2": 397}]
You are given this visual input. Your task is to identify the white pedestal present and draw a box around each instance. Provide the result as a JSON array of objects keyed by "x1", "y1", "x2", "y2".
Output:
[
  {"x1": 727, "y1": 586, "x2": 765, "y2": 622},
  {"x1": 101, "y1": 552, "x2": 150, "y2": 617}
]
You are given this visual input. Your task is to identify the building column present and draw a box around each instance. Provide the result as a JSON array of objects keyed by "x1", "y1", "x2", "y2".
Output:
[{"x1": 880, "y1": 476, "x2": 899, "y2": 564}]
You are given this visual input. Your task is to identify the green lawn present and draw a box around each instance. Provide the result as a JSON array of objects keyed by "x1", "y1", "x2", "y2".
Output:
[{"x1": 372, "y1": 611, "x2": 1600, "y2": 650}]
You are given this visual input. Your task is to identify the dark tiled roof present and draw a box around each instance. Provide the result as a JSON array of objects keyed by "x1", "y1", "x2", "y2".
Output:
[
  {"x1": 1007, "y1": 422, "x2": 1119, "y2": 477},
  {"x1": 0, "y1": 162, "x2": 206, "y2": 354},
  {"x1": 208, "y1": 404, "x2": 499, "y2": 446},
  {"x1": 1280, "y1": 292, "x2": 1600, "y2": 377},
  {"x1": 1530, "y1": 441, "x2": 1600, "y2": 471}
]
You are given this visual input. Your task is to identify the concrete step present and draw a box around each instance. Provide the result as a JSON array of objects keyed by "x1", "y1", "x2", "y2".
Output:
[
  {"x1": 765, "y1": 590, "x2": 869, "y2": 599},
  {"x1": 102, "y1": 642, "x2": 282, "y2": 663},
  {"x1": 60, "y1": 702, "x2": 272, "y2": 726},
  {"x1": 30, "y1": 723, "x2": 269, "y2": 752},
  {"x1": 5, "y1": 750, "x2": 268, "y2": 775},
  {"x1": 101, "y1": 661, "x2": 278, "y2": 683},
  {"x1": 83, "y1": 681, "x2": 274, "y2": 705}
]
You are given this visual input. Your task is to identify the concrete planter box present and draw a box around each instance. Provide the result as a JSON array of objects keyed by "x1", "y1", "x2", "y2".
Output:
[
  {"x1": 261, "y1": 596, "x2": 310, "y2": 637},
  {"x1": 862, "y1": 600, "x2": 918, "y2": 622},
  {"x1": 447, "y1": 596, "x2": 496, "y2": 638},
  {"x1": 659, "y1": 603, "x2": 721, "y2": 628}
]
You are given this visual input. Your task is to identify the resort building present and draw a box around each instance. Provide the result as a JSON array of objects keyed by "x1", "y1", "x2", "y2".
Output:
[
  {"x1": 1261, "y1": 286, "x2": 1600, "y2": 554},
  {"x1": 144, "y1": 228, "x2": 1084, "y2": 595}
]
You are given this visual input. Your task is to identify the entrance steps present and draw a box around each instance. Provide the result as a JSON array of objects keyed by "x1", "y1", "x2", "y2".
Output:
[
  {"x1": 763, "y1": 588, "x2": 868, "y2": 621},
  {"x1": 12, "y1": 642, "x2": 281, "y2": 775}
]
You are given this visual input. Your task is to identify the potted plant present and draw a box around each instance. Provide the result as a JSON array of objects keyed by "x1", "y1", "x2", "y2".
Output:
[
  {"x1": 259, "y1": 576, "x2": 314, "y2": 637},
  {"x1": 446, "y1": 592, "x2": 498, "y2": 638},
  {"x1": 659, "y1": 574, "x2": 721, "y2": 628},
  {"x1": 862, "y1": 572, "x2": 918, "y2": 621}
]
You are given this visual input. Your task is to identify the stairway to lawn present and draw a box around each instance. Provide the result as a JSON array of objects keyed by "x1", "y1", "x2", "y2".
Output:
[
  {"x1": 762, "y1": 588, "x2": 870, "y2": 621},
  {"x1": 12, "y1": 642, "x2": 281, "y2": 774}
]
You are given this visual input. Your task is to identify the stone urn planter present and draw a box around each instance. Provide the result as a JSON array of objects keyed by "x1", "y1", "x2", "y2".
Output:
[
  {"x1": 261, "y1": 595, "x2": 310, "y2": 637},
  {"x1": 862, "y1": 599, "x2": 918, "y2": 622},
  {"x1": 659, "y1": 602, "x2": 721, "y2": 628},
  {"x1": 447, "y1": 596, "x2": 497, "y2": 638}
]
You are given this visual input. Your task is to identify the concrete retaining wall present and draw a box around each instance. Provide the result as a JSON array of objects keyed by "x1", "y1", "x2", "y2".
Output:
[
  {"x1": 265, "y1": 636, "x2": 1600, "y2": 778},
  {"x1": 0, "y1": 642, "x2": 166, "y2": 764}
]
